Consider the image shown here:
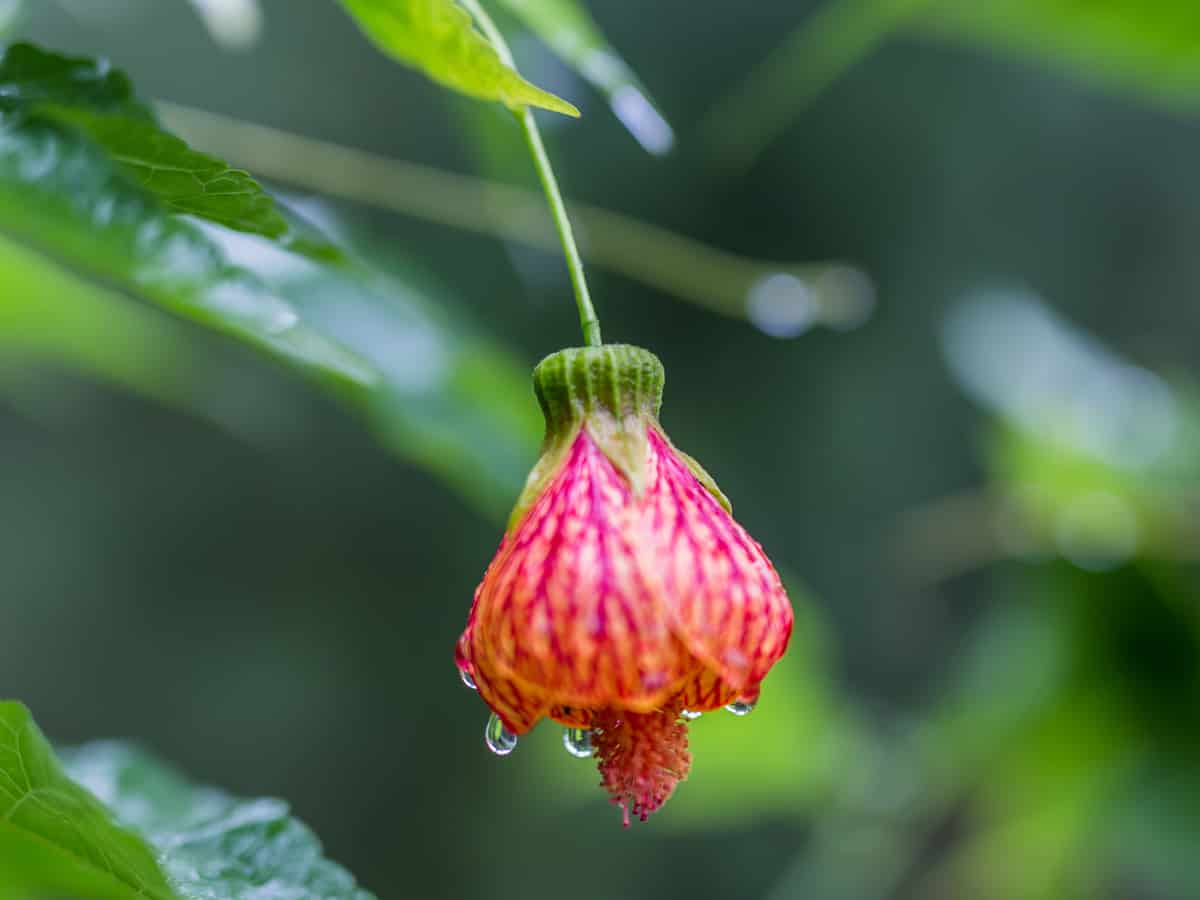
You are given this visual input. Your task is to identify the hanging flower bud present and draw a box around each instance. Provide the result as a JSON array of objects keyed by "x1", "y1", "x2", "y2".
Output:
[{"x1": 456, "y1": 344, "x2": 793, "y2": 826}]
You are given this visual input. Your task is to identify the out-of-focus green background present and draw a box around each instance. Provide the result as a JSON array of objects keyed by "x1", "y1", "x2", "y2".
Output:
[{"x1": 3, "y1": 1, "x2": 1199, "y2": 898}]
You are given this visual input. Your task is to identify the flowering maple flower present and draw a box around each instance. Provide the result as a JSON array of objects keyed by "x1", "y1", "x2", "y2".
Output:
[{"x1": 456, "y1": 345, "x2": 793, "y2": 826}]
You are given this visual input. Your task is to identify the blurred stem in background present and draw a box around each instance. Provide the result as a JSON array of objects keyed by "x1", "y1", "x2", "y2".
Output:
[
  {"x1": 701, "y1": 0, "x2": 936, "y2": 171},
  {"x1": 156, "y1": 102, "x2": 874, "y2": 339},
  {"x1": 704, "y1": 0, "x2": 1200, "y2": 172},
  {"x1": 458, "y1": 0, "x2": 601, "y2": 347},
  {"x1": 892, "y1": 487, "x2": 1200, "y2": 589}
]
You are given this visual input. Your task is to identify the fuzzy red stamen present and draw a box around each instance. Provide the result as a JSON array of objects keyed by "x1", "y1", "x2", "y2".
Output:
[{"x1": 591, "y1": 702, "x2": 692, "y2": 828}]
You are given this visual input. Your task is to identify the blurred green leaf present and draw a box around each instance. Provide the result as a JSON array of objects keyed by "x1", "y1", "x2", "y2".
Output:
[
  {"x1": 706, "y1": 0, "x2": 1200, "y2": 167},
  {"x1": 919, "y1": 0, "x2": 1200, "y2": 115},
  {"x1": 336, "y1": 0, "x2": 579, "y2": 117},
  {"x1": 0, "y1": 43, "x2": 292, "y2": 242},
  {"x1": 60, "y1": 740, "x2": 375, "y2": 900},
  {"x1": 985, "y1": 418, "x2": 1200, "y2": 567},
  {"x1": 702, "y1": 0, "x2": 934, "y2": 170},
  {"x1": 933, "y1": 690, "x2": 1128, "y2": 900},
  {"x1": 492, "y1": 0, "x2": 673, "y2": 152},
  {"x1": 0, "y1": 228, "x2": 202, "y2": 422},
  {"x1": 1107, "y1": 763, "x2": 1200, "y2": 896},
  {"x1": 942, "y1": 292, "x2": 1200, "y2": 568},
  {"x1": 0, "y1": 40, "x2": 541, "y2": 517},
  {"x1": 0, "y1": 701, "x2": 177, "y2": 900}
]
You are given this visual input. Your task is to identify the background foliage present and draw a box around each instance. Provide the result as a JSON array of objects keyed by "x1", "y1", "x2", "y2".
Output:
[{"x1": 1, "y1": 1, "x2": 1199, "y2": 898}]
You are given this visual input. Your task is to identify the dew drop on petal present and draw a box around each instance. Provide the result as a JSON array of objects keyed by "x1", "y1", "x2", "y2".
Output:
[
  {"x1": 459, "y1": 669, "x2": 477, "y2": 690},
  {"x1": 680, "y1": 709, "x2": 702, "y2": 720},
  {"x1": 485, "y1": 713, "x2": 518, "y2": 756},
  {"x1": 724, "y1": 701, "x2": 755, "y2": 716},
  {"x1": 563, "y1": 727, "x2": 594, "y2": 759}
]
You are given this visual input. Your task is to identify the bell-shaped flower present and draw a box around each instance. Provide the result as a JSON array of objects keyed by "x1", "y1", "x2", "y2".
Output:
[{"x1": 457, "y1": 345, "x2": 793, "y2": 825}]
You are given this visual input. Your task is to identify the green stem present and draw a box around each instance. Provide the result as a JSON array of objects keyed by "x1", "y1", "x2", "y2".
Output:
[
  {"x1": 459, "y1": 0, "x2": 601, "y2": 347},
  {"x1": 158, "y1": 102, "x2": 874, "y2": 332}
]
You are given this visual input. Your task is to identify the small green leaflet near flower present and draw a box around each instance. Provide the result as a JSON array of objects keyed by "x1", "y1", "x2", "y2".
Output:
[
  {"x1": 0, "y1": 702, "x2": 178, "y2": 900},
  {"x1": 492, "y1": 0, "x2": 674, "y2": 152},
  {"x1": 337, "y1": 0, "x2": 579, "y2": 116}
]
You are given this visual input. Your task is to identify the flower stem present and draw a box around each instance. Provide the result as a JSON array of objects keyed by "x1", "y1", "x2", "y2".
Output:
[
  {"x1": 158, "y1": 102, "x2": 874, "y2": 333},
  {"x1": 458, "y1": 0, "x2": 601, "y2": 347}
]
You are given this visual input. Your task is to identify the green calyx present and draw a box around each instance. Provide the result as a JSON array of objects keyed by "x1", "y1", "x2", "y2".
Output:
[
  {"x1": 506, "y1": 344, "x2": 730, "y2": 532},
  {"x1": 533, "y1": 344, "x2": 664, "y2": 437}
]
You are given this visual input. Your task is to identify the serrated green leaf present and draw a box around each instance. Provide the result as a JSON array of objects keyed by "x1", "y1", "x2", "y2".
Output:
[
  {"x1": 0, "y1": 41, "x2": 539, "y2": 519},
  {"x1": 44, "y1": 105, "x2": 289, "y2": 238},
  {"x1": 492, "y1": 0, "x2": 672, "y2": 152},
  {"x1": 0, "y1": 43, "x2": 293, "y2": 243},
  {"x1": 0, "y1": 113, "x2": 375, "y2": 387},
  {"x1": 336, "y1": 0, "x2": 579, "y2": 116},
  {"x1": 0, "y1": 41, "x2": 148, "y2": 117},
  {"x1": 61, "y1": 741, "x2": 375, "y2": 900},
  {"x1": 0, "y1": 702, "x2": 178, "y2": 900},
  {"x1": 0, "y1": 702, "x2": 374, "y2": 900}
]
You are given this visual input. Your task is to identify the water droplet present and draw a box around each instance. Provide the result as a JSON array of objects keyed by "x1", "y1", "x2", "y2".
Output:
[
  {"x1": 459, "y1": 669, "x2": 477, "y2": 690},
  {"x1": 680, "y1": 709, "x2": 702, "y2": 720},
  {"x1": 485, "y1": 713, "x2": 518, "y2": 756},
  {"x1": 562, "y1": 728, "x2": 593, "y2": 758},
  {"x1": 725, "y1": 701, "x2": 755, "y2": 716}
]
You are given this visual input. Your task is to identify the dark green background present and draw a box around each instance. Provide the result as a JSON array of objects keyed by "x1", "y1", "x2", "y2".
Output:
[{"x1": 3, "y1": 2, "x2": 1199, "y2": 898}]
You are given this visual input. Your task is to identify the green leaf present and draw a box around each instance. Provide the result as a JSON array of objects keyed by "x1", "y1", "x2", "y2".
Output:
[
  {"x1": 0, "y1": 41, "x2": 148, "y2": 117},
  {"x1": 492, "y1": 0, "x2": 673, "y2": 152},
  {"x1": 0, "y1": 228, "x2": 200, "y2": 409},
  {"x1": 0, "y1": 702, "x2": 375, "y2": 900},
  {"x1": 46, "y1": 105, "x2": 291, "y2": 238},
  {"x1": 336, "y1": 0, "x2": 579, "y2": 116},
  {"x1": 944, "y1": 293, "x2": 1200, "y2": 565},
  {"x1": 704, "y1": 0, "x2": 1200, "y2": 168},
  {"x1": 0, "y1": 43, "x2": 293, "y2": 243},
  {"x1": 0, "y1": 702, "x2": 177, "y2": 900},
  {"x1": 0, "y1": 41, "x2": 540, "y2": 519},
  {"x1": 918, "y1": 0, "x2": 1200, "y2": 116},
  {"x1": 61, "y1": 741, "x2": 375, "y2": 900}
]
